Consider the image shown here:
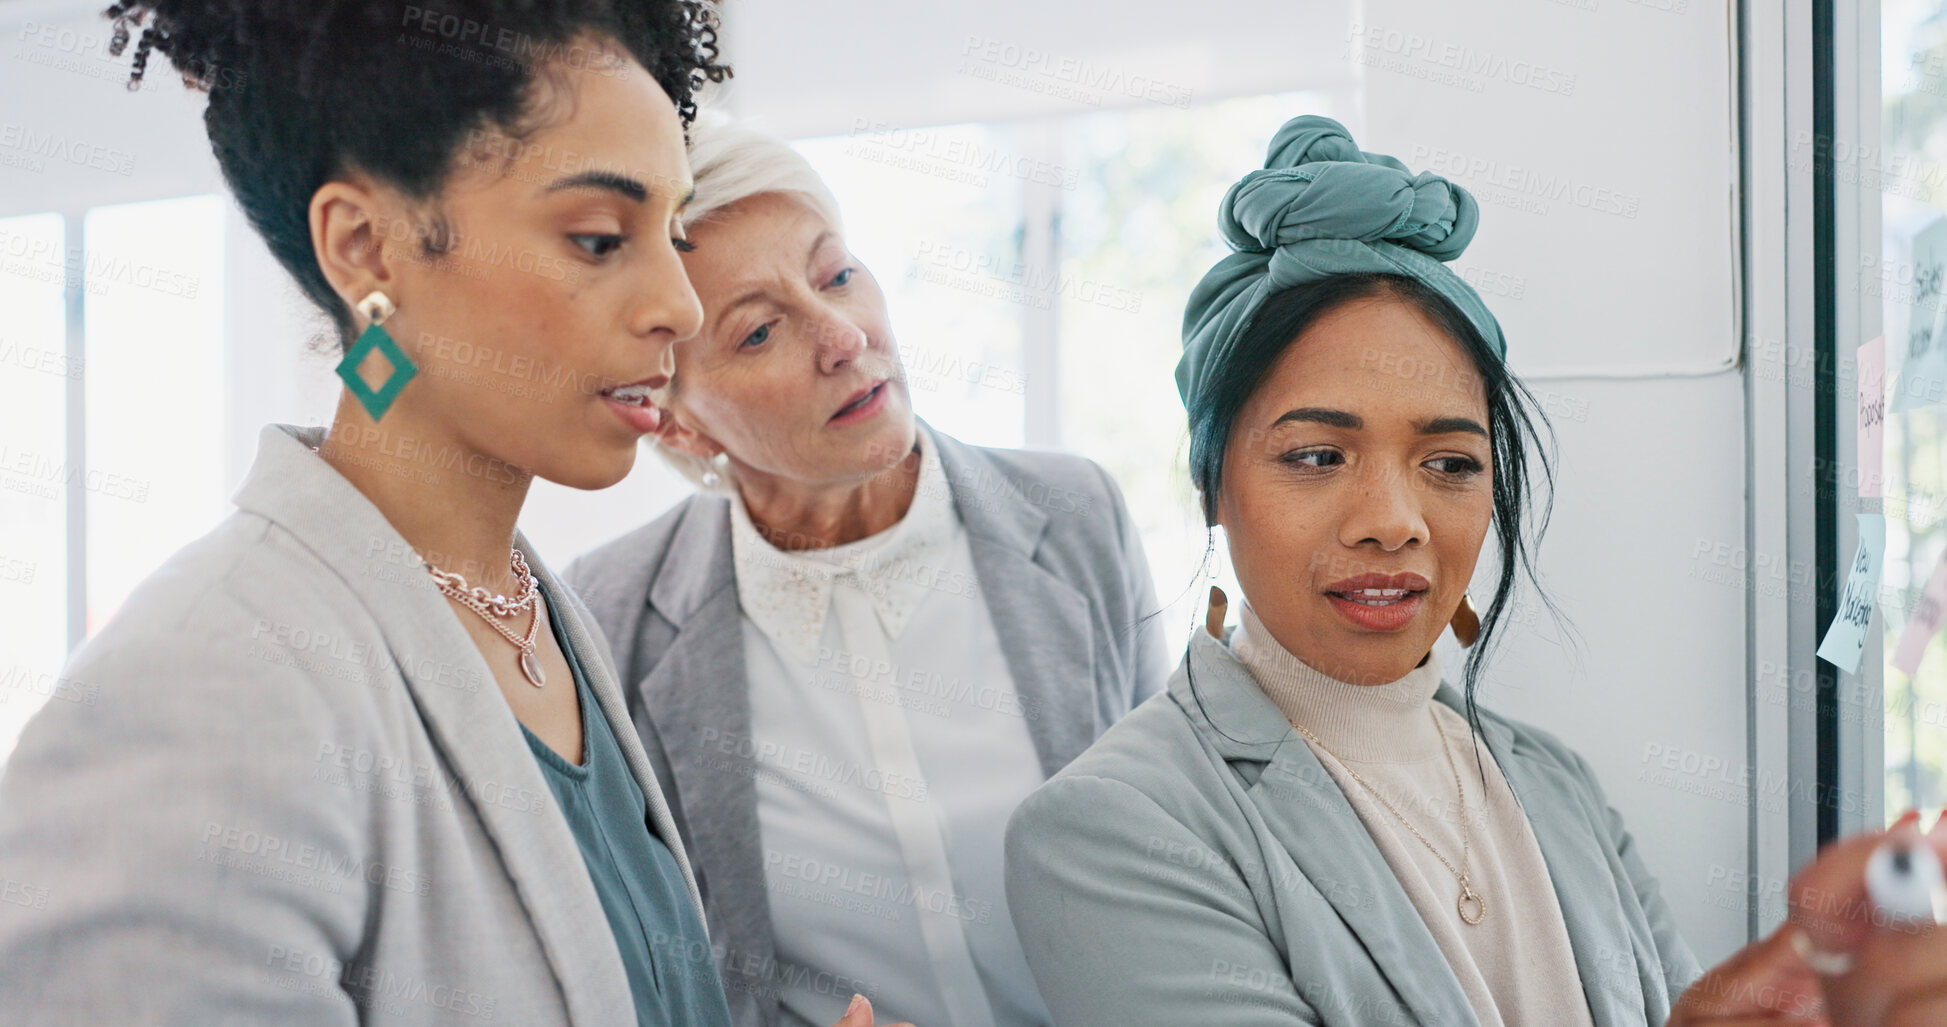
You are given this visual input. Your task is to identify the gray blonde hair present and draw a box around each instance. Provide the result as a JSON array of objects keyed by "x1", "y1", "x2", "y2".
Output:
[
  {"x1": 655, "y1": 113, "x2": 846, "y2": 493},
  {"x1": 681, "y1": 112, "x2": 843, "y2": 234}
]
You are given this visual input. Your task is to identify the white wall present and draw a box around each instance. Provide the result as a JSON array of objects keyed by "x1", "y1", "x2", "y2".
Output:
[{"x1": 1358, "y1": 0, "x2": 1750, "y2": 962}]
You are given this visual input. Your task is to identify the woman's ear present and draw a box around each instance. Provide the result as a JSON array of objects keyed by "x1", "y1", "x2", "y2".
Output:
[
  {"x1": 654, "y1": 405, "x2": 723, "y2": 463},
  {"x1": 310, "y1": 177, "x2": 403, "y2": 314}
]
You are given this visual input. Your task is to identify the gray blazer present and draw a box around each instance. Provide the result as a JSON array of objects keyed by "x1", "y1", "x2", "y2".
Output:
[
  {"x1": 0, "y1": 423, "x2": 704, "y2": 1026},
  {"x1": 1004, "y1": 628, "x2": 1702, "y2": 1027},
  {"x1": 565, "y1": 425, "x2": 1170, "y2": 1027}
]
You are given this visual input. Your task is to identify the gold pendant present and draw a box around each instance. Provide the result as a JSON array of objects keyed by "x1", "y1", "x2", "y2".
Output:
[
  {"x1": 519, "y1": 648, "x2": 546, "y2": 687},
  {"x1": 1457, "y1": 878, "x2": 1487, "y2": 925}
]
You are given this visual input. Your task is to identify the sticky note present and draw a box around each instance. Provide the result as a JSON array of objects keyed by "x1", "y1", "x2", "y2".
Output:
[
  {"x1": 1893, "y1": 546, "x2": 1947, "y2": 676},
  {"x1": 1818, "y1": 514, "x2": 1887, "y2": 673},
  {"x1": 1859, "y1": 336, "x2": 1886, "y2": 498},
  {"x1": 1893, "y1": 217, "x2": 1947, "y2": 413}
]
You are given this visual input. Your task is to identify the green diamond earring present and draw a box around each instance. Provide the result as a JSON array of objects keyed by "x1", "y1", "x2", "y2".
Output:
[{"x1": 335, "y1": 290, "x2": 417, "y2": 421}]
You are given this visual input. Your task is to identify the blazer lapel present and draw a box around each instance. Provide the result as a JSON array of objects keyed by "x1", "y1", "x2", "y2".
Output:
[
  {"x1": 931, "y1": 428, "x2": 1096, "y2": 775},
  {"x1": 232, "y1": 424, "x2": 635, "y2": 1024},
  {"x1": 634, "y1": 500, "x2": 780, "y2": 982},
  {"x1": 1475, "y1": 699, "x2": 1647, "y2": 1027},
  {"x1": 1174, "y1": 632, "x2": 1478, "y2": 1027}
]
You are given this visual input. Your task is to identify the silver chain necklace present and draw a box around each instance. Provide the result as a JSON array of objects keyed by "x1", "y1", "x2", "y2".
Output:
[{"x1": 1290, "y1": 707, "x2": 1487, "y2": 925}]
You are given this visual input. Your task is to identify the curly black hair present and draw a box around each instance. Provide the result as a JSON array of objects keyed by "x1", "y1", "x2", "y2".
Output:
[{"x1": 103, "y1": 0, "x2": 730, "y2": 344}]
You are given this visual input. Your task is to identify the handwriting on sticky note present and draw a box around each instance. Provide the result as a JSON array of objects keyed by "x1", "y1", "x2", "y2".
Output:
[
  {"x1": 1859, "y1": 336, "x2": 1886, "y2": 498},
  {"x1": 1818, "y1": 514, "x2": 1887, "y2": 674},
  {"x1": 1894, "y1": 546, "x2": 1947, "y2": 676}
]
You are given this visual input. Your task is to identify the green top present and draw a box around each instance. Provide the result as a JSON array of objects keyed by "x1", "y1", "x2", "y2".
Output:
[{"x1": 523, "y1": 585, "x2": 732, "y2": 1027}]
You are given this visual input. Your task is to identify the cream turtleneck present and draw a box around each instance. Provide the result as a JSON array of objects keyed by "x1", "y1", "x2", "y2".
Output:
[{"x1": 1230, "y1": 599, "x2": 1595, "y2": 1027}]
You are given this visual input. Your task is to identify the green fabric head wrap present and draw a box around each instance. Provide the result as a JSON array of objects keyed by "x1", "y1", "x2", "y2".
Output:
[{"x1": 1175, "y1": 115, "x2": 1507, "y2": 408}]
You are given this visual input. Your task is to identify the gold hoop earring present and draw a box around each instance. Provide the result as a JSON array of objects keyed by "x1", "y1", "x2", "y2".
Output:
[{"x1": 1450, "y1": 592, "x2": 1481, "y2": 648}]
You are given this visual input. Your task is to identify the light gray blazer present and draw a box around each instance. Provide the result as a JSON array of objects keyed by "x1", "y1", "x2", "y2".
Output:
[
  {"x1": 1004, "y1": 628, "x2": 1702, "y2": 1027},
  {"x1": 0, "y1": 423, "x2": 704, "y2": 1025},
  {"x1": 565, "y1": 425, "x2": 1170, "y2": 1027}
]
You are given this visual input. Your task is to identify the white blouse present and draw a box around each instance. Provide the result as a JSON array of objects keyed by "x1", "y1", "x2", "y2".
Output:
[{"x1": 731, "y1": 430, "x2": 1051, "y2": 1027}]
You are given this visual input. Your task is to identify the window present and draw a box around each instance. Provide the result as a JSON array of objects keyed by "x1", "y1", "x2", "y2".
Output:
[
  {"x1": 796, "y1": 91, "x2": 1322, "y2": 655},
  {"x1": 1875, "y1": 5, "x2": 1947, "y2": 823},
  {"x1": 0, "y1": 196, "x2": 225, "y2": 770},
  {"x1": 0, "y1": 213, "x2": 69, "y2": 767},
  {"x1": 82, "y1": 195, "x2": 228, "y2": 633}
]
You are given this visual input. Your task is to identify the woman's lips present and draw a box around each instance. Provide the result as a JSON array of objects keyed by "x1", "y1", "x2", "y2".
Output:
[
  {"x1": 600, "y1": 383, "x2": 664, "y2": 435},
  {"x1": 1322, "y1": 572, "x2": 1431, "y2": 632},
  {"x1": 829, "y1": 381, "x2": 889, "y2": 426},
  {"x1": 1325, "y1": 590, "x2": 1425, "y2": 632}
]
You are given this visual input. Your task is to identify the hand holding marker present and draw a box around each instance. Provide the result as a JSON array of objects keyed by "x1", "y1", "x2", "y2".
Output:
[
  {"x1": 1864, "y1": 826, "x2": 1947, "y2": 926},
  {"x1": 1785, "y1": 810, "x2": 1947, "y2": 1026}
]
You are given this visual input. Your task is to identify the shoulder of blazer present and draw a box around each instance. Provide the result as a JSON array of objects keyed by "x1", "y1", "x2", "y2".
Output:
[
  {"x1": 1031, "y1": 689, "x2": 1208, "y2": 802},
  {"x1": 1470, "y1": 701, "x2": 1609, "y2": 805},
  {"x1": 927, "y1": 425, "x2": 1133, "y2": 570},
  {"x1": 51, "y1": 505, "x2": 397, "y2": 756},
  {"x1": 564, "y1": 495, "x2": 735, "y2": 653}
]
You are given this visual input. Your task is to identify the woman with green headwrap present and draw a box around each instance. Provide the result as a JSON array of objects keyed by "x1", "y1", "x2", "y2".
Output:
[{"x1": 998, "y1": 115, "x2": 1863, "y2": 1026}]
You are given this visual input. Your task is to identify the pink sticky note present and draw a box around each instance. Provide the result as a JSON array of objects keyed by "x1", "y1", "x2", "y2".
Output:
[
  {"x1": 1894, "y1": 546, "x2": 1947, "y2": 675},
  {"x1": 1859, "y1": 336, "x2": 1886, "y2": 498}
]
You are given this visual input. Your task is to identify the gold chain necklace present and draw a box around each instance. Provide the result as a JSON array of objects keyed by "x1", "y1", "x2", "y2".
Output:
[
  {"x1": 1290, "y1": 707, "x2": 1487, "y2": 925},
  {"x1": 425, "y1": 549, "x2": 547, "y2": 687},
  {"x1": 303, "y1": 442, "x2": 547, "y2": 687}
]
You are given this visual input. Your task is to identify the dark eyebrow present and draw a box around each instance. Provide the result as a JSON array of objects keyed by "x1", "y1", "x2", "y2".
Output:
[
  {"x1": 678, "y1": 185, "x2": 696, "y2": 210},
  {"x1": 1272, "y1": 407, "x2": 1361, "y2": 429},
  {"x1": 1269, "y1": 408, "x2": 1488, "y2": 438},
  {"x1": 1416, "y1": 416, "x2": 1489, "y2": 438},
  {"x1": 543, "y1": 171, "x2": 648, "y2": 203}
]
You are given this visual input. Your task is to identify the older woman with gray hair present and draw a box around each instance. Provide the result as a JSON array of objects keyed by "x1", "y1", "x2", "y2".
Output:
[{"x1": 565, "y1": 117, "x2": 1169, "y2": 1027}]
